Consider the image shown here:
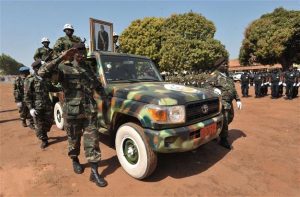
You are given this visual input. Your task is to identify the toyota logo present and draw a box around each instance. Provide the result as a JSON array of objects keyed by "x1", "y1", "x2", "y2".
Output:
[{"x1": 201, "y1": 104, "x2": 209, "y2": 114}]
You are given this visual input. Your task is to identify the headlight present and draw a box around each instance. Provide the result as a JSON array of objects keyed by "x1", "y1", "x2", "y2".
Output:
[{"x1": 145, "y1": 104, "x2": 185, "y2": 124}]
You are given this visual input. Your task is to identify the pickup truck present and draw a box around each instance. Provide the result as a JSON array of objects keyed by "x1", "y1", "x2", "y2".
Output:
[{"x1": 52, "y1": 51, "x2": 223, "y2": 179}]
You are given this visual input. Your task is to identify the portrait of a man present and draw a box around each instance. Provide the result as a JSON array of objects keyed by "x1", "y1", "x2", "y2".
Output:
[
  {"x1": 98, "y1": 25, "x2": 109, "y2": 51},
  {"x1": 90, "y1": 18, "x2": 113, "y2": 52}
]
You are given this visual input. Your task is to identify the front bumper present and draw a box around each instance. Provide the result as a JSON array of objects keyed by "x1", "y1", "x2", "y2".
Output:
[{"x1": 144, "y1": 114, "x2": 223, "y2": 153}]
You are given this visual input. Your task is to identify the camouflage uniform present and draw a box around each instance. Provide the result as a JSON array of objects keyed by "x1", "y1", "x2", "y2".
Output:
[
  {"x1": 13, "y1": 76, "x2": 33, "y2": 126},
  {"x1": 38, "y1": 54, "x2": 104, "y2": 163},
  {"x1": 33, "y1": 46, "x2": 53, "y2": 62},
  {"x1": 24, "y1": 73, "x2": 60, "y2": 141},
  {"x1": 53, "y1": 35, "x2": 81, "y2": 56},
  {"x1": 204, "y1": 70, "x2": 240, "y2": 139}
]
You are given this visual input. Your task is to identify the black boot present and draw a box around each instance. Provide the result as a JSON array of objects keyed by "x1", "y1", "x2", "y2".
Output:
[
  {"x1": 72, "y1": 157, "x2": 84, "y2": 174},
  {"x1": 41, "y1": 139, "x2": 48, "y2": 149},
  {"x1": 22, "y1": 119, "x2": 27, "y2": 127},
  {"x1": 219, "y1": 137, "x2": 231, "y2": 150},
  {"x1": 90, "y1": 162, "x2": 107, "y2": 187}
]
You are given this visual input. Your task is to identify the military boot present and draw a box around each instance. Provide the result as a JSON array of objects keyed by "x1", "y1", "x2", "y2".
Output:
[
  {"x1": 21, "y1": 119, "x2": 27, "y2": 127},
  {"x1": 219, "y1": 137, "x2": 231, "y2": 150},
  {"x1": 72, "y1": 157, "x2": 84, "y2": 174},
  {"x1": 41, "y1": 139, "x2": 48, "y2": 149},
  {"x1": 89, "y1": 162, "x2": 107, "y2": 187}
]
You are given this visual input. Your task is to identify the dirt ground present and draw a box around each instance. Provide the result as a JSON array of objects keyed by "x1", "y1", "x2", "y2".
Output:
[{"x1": 0, "y1": 82, "x2": 299, "y2": 197}]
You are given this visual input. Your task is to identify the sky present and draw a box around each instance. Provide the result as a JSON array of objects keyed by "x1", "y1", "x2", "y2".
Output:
[{"x1": 0, "y1": 0, "x2": 299, "y2": 67}]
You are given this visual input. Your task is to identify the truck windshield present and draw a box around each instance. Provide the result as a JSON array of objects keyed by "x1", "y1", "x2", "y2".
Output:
[{"x1": 100, "y1": 55, "x2": 162, "y2": 83}]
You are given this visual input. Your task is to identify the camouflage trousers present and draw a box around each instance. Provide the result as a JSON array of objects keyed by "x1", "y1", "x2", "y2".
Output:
[
  {"x1": 34, "y1": 109, "x2": 53, "y2": 141},
  {"x1": 65, "y1": 114, "x2": 101, "y2": 163},
  {"x1": 19, "y1": 102, "x2": 33, "y2": 124},
  {"x1": 219, "y1": 103, "x2": 234, "y2": 138}
]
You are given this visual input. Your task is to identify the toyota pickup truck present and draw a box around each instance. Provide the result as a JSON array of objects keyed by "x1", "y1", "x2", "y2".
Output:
[{"x1": 52, "y1": 51, "x2": 223, "y2": 179}]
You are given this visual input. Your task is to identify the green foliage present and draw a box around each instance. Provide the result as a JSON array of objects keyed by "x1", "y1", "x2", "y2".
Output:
[
  {"x1": 0, "y1": 53, "x2": 23, "y2": 75},
  {"x1": 119, "y1": 17, "x2": 164, "y2": 65},
  {"x1": 119, "y1": 12, "x2": 228, "y2": 71},
  {"x1": 239, "y1": 7, "x2": 300, "y2": 70}
]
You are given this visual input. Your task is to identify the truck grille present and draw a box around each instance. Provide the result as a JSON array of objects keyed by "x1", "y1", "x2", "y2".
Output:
[{"x1": 186, "y1": 98, "x2": 220, "y2": 123}]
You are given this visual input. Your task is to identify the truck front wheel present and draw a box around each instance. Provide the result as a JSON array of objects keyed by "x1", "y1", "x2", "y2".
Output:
[
  {"x1": 115, "y1": 122, "x2": 157, "y2": 179},
  {"x1": 54, "y1": 102, "x2": 64, "y2": 130}
]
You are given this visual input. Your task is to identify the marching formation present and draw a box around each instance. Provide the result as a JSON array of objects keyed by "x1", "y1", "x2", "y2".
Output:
[
  {"x1": 240, "y1": 68, "x2": 299, "y2": 99},
  {"x1": 13, "y1": 24, "x2": 108, "y2": 188}
]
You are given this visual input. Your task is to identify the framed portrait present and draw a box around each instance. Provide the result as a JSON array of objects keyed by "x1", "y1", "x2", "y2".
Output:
[{"x1": 90, "y1": 18, "x2": 113, "y2": 52}]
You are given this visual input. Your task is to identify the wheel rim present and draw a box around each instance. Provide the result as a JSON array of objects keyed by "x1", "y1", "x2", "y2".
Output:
[
  {"x1": 123, "y1": 138, "x2": 139, "y2": 164},
  {"x1": 56, "y1": 110, "x2": 61, "y2": 123}
]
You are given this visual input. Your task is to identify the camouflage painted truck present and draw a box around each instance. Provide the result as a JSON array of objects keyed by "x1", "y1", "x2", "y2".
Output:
[{"x1": 53, "y1": 51, "x2": 223, "y2": 179}]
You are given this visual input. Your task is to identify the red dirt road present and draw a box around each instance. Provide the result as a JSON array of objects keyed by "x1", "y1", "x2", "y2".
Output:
[{"x1": 0, "y1": 83, "x2": 299, "y2": 197}]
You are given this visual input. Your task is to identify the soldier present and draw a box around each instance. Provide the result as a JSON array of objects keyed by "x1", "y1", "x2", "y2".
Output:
[
  {"x1": 240, "y1": 71, "x2": 250, "y2": 97},
  {"x1": 253, "y1": 72, "x2": 263, "y2": 97},
  {"x1": 24, "y1": 60, "x2": 60, "y2": 149},
  {"x1": 204, "y1": 57, "x2": 242, "y2": 149},
  {"x1": 292, "y1": 67, "x2": 300, "y2": 98},
  {"x1": 38, "y1": 44, "x2": 108, "y2": 187},
  {"x1": 284, "y1": 66, "x2": 297, "y2": 100},
  {"x1": 33, "y1": 37, "x2": 53, "y2": 62},
  {"x1": 13, "y1": 66, "x2": 34, "y2": 128},
  {"x1": 270, "y1": 70, "x2": 281, "y2": 98},
  {"x1": 53, "y1": 24, "x2": 82, "y2": 57}
]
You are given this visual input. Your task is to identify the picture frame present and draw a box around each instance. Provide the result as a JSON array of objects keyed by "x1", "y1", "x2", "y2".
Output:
[{"x1": 90, "y1": 18, "x2": 114, "y2": 52}]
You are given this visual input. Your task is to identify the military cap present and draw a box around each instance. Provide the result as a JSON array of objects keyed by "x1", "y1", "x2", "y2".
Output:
[
  {"x1": 31, "y1": 60, "x2": 42, "y2": 69},
  {"x1": 19, "y1": 66, "x2": 30, "y2": 72}
]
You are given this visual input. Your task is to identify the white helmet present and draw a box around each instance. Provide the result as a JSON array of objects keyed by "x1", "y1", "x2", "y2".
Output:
[
  {"x1": 63, "y1": 24, "x2": 74, "y2": 31},
  {"x1": 41, "y1": 37, "x2": 50, "y2": 43}
]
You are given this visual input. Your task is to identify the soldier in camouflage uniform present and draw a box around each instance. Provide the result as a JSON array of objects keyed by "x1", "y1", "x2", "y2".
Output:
[
  {"x1": 204, "y1": 57, "x2": 242, "y2": 149},
  {"x1": 53, "y1": 24, "x2": 82, "y2": 57},
  {"x1": 33, "y1": 37, "x2": 53, "y2": 62},
  {"x1": 38, "y1": 44, "x2": 108, "y2": 187},
  {"x1": 24, "y1": 60, "x2": 60, "y2": 149},
  {"x1": 13, "y1": 66, "x2": 34, "y2": 128}
]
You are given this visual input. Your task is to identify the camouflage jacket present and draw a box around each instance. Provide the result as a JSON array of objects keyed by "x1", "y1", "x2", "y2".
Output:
[
  {"x1": 204, "y1": 70, "x2": 240, "y2": 109},
  {"x1": 13, "y1": 76, "x2": 25, "y2": 102},
  {"x1": 33, "y1": 47, "x2": 53, "y2": 62},
  {"x1": 53, "y1": 35, "x2": 81, "y2": 55},
  {"x1": 24, "y1": 74, "x2": 60, "y2": 110},
  {"x1": 38, "y1": 57, "x2": 105, "y2": 119}
]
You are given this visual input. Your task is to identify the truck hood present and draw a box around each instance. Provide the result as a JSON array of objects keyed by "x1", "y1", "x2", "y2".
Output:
[{"x1": 107, "y1": 82, "x2": 218, "y2": 105}]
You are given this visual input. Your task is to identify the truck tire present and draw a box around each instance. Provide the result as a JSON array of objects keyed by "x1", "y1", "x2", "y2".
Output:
[
  {"x1": 115, "y1": 122, "x2": 157, "y2": 179},
  {"x1": 54, "y1": 102, "x2": 64, "y2": 130}
]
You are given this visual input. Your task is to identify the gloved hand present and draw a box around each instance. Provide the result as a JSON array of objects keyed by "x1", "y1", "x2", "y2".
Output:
[
  {"x1": 16, "y1": 102, "x2": 22, "y2": 108},
  {"x1": 283, "y1": 83, "x2": 286, "y2": 87},
  {"x1": 293, "y1": 83, "x2": 296, "y2": 86},
  {"x1": 213, "y1": 88, "x2": 221, "y2": 95},
  {"x1": 278, "y1": 81, "x2": 282, "y2": 85},
  {"x1": 236, "y1": 101, "x2": 242, "y2": 110},
  {"x1": 269, "y1": 83, "x2": 272, "y2": 86},
  {"x1": 30, "y1": 109, "x2": 38, "y2": 117},
  {"x1": 41, "y1": 61, "x2": 45, "y2": 65},
  {"x1": 297, "y1": 82, "x2": 300, "y2": 87},
  {"x1": 261, "y1": 84, "x2": 264, "y2": 87}
]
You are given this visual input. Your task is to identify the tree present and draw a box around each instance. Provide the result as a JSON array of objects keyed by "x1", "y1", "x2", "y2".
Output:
[
  {"x1": 239, "y1": 8, "x2": 300, "y2": 70},
  {"x1": 119, "y1": 12, "x2": 228, "y2": 71},
  {"x1": 0, "y1": 53, "x2": 23, "y2": 75},
  {"x1": 119, "y1": 17, "x2": 165, "y2": 65}
]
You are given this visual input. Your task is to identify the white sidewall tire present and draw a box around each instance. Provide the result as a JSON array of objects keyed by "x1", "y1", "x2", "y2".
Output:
[
  {"x1": 54, "y1": 102, "x2": 64, "y2": 130},
  {"x1": 115, "y1": 123, "x2": 157, "y2": 179}
]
